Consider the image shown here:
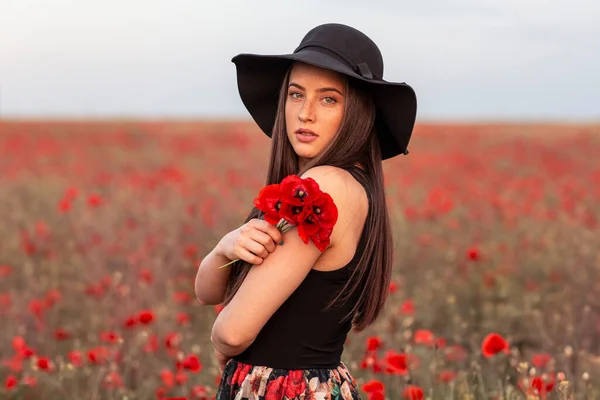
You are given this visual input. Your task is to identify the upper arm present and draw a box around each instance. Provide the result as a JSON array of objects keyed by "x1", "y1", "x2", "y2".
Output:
[{"x1": 211, "y1": 166, "x2": 361, "y2": 346}]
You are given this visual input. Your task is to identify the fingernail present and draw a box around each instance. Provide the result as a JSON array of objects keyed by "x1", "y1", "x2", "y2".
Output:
[{"x1": 279, "y1": 240, "x2": 284, "y2": 245}]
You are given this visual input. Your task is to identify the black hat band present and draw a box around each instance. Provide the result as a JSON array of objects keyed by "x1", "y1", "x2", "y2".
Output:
[{"x1": 293, "y1": 41, "x2": 379, "y2": 80}]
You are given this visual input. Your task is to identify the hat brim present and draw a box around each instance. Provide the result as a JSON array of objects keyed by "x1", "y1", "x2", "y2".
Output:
[{"x1": 231, "y1": 49, "x2": 417, "y2": 160}]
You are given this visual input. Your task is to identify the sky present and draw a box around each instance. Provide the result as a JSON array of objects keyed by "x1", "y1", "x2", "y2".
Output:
[{"x1": 1, "y1": 0, "x2": 599, "y2": 121}]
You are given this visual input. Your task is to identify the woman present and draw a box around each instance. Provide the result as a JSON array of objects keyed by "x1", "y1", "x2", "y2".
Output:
[{"x1": 195, "y1": 23, "x2": 417, "y2": 399}]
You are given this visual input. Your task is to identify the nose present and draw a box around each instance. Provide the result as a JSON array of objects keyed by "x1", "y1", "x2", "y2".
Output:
[{"x1": 298, "y1": 98, "x2": 315, "y2": 123}]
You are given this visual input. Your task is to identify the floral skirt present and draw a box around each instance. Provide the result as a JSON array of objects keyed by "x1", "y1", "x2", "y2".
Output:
[{"x1": 215, "y1": 359, "x2": 362, "y2": 400}]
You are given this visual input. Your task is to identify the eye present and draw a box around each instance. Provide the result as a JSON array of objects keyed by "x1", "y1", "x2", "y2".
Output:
[
  {"x1": 322, "y1": 96, "x2": 337, "y2": 105},
  {"x1": 289, "y1": 91, "x2": 302, "y2": 100}
]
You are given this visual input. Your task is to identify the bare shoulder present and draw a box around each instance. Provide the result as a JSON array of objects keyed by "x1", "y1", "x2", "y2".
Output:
[
  {"x1": 299, "y1": 165, "x2": 365, "y2": 201},
  {"x1": 300, "y1": 166, "x2": 368, "y2": 249}
]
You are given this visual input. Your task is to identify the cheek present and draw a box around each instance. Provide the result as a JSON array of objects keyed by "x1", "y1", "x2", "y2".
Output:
[
  {"x1": 326, "y1": 108, "x2": 344, "y2": 135},
  {"x1": 285, "y1": 102, "x2": 295, "y2": 126}
]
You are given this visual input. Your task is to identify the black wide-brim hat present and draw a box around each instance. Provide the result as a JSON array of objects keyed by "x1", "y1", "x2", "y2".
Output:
[{"x1": 231, "y1": 23, "x2": 418, "y2": 160}]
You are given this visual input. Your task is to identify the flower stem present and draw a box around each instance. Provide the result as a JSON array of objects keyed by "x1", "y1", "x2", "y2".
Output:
[{"x1": 218, "y1": 258, "x2": 240, "y2": 269}]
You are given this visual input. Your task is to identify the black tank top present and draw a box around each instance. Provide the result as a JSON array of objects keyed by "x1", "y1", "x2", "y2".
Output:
[{"x1": 233, "y1": 166, "x2": 371, "y2": 369}]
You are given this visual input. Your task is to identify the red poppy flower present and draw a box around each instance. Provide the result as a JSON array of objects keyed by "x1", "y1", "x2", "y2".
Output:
[
  {"x1": 481, "y1": 333, "x2": 510, "y2": 357},
  {"x1": 12, "y1": 336, "x2": 27, "y2": 352},
  {"x1": 366, "y1": 336, "x2": 383, "y2": 352},
  {"x1": 414, "y1": 329, "x2": 435, "y2": 347},
  {"x1": 4, "y1": 375, "x2": 17, "y2": 391},
  {"x1": 466, "y1": 246, "x2": 480, "y2": 260},
  {"x1": 175, "y1": 371, "x2": 187, "y2": 385},
  {"x1": 372, "y1": 360, "x2": 383, "y2": 373},
  {"x1": 359, "y1": 353, "x2": 377, "y2": 371},
  {"x1": 435, "y1": 337, "x2": 447, "y2": 349},
  {"x1": 124, "y1": 315, "x2": 137, "y2": 328},
  {"x1": 530, "y1": 373, "x2": 555, "y2": 399},
  {"x1": 0, "y1": 293, "x2": 11, "y2": 311},
  {"x1": 182, "y1": 354, "x2": 202, "y2": 373},
  {"x1": 531, "y1": 353, "x2": 552, "y2": 369},
  {"x1": 298, "y1": 193, "x2": 338, "y2": 251},
  {"x1": 279, "y1": 201, "x2": 312, "y2": 226},
  {"x1": 279, "y1": 175, "x2": 322, "y2": 206},
  {"x1": 2, "y1": 357, "x2": 23, "y2": 373},
  {"x1": 43, "y1": 289, "x2": 61, "y2": 307},
  {"x1": 87, "y1": 347, "x2": 110, "y2": 364},
  {"x1": 64, "y1": 187, "x2": 78, "y2": 200},
  {"x1": 28, "y1": 299, "x2": 45, "y2": 319},
  {"x1": 190, "y1": 384, "x2": 209, "y2": 399},
  {"x1": 12, "y1": 337, "x2": 34, "y2": 360},
  {"x1": 138, "y1": 268, "x2": 154, "y2": 283},
  {"x1": 85, "y1": 283, "x2": 105, "y2": 299},
  {"x1": 54, "y1": 328, "x2": 71, "y2": 341},
  {"x1": 99, "y1": 331, "x2": 120, "y2": 344},
  {"x1": 164, "y1": 332, "x2": 181, "y2": 350},
  {"x1": 362, "y1": 379, "x2": 385, "y2": 393},
  {"x1": 403, "y1": 385, "x2": 424, "y2": 400},
  {"x1": 173, "y1": 291, "x2": 192, "y2": 304},
  {"x1": 138, "y1": 309, "x2": 154, "y2": 324},
  {"x1": 384, "y1": 350, "x2": 408, "y2": 375},
  {"x1": 307, "y1": 192, "x2": 338, "y2": 229},
  {"x1": 296, "y1": 213, "x2": 321, "y2": 240},
  {"x1": 36, "y1": 357, "x2": 52, "y2": 371},
  {"x1": 22, "y1": 376, "x2": 37, "y2": 387},
  {"x1": 156, "y1": 386, "x2": 168, "y2": 399},
  {"x1": 58, "y1": 198, "x2": 71, "y2": 213},
  {"x1": 68, "y1": 350, "x2": 83, "y2": 367},
  {"x1": 253, "y1": 177, "x2": 318, "y2": 226},
  {"x1": 400, "y1": 299, "x2": 415, "y2": 315},
  {"x1": 103, "y1": 371, "x2": 123, "y2": 389},
  {"x1": 308, "y1": 226, "x2": 334, "y2": 252},
  {"x1": 143, "y1": 334, "x2": 159, "y2": 353},
  {"x1": 160, "y1": 369, "x2": 175, "y2": 388},
  {"x1": 176, "y1": 312, "x2": 190, "y2": 325},
  {"x1": 253, "y1": 184, "x2": 285, "y2": 224},
  {"x1": 437, "y1": 370, "x2": 457, "y2": 383},
  {"x1": 87, "y1": 193, "x2": 103, "y2": 207}
]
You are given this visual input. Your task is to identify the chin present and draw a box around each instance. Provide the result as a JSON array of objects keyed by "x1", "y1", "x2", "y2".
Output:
[{"x1": 295, "y1": 149, "x2": 317, "y2": 159}]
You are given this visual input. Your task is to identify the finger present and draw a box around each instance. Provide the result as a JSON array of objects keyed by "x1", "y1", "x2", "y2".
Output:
[
  {"x1": 268, "y1": 224, "x2": 284, "y2": 245},
  {"x1": 243, "y1": 235, "x2": 270, "y2": 258},
  {"x1": 249, "y1": 218, "x2": 263, "y2": 228},
  {"x1": 254, "y1": 219, "x2": 283, "y2": 246},
  {"x1": 250, "y1": 229, "x2": 276, "y2": 253},
  {"x1": 237, "y1": 248, "x2": 264, "y2": 265}
]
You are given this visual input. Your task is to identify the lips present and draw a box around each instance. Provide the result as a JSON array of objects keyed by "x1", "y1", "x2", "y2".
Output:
[{"x1": 296, "y1": 128, "x2": 318, "y2": 136}]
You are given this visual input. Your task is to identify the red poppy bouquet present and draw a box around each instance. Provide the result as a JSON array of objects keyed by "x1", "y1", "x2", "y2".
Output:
[{"x1": 218, "y1": 175, "x2": 338, "y2": 269}]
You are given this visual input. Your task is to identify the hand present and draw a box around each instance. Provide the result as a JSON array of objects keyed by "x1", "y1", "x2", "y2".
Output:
[
  {"x1": 214, "y1": 346, "x2": 231, "y2": 374},
  {"x1": 217, "y1": 218, "x2": 284, "y2": 266}
]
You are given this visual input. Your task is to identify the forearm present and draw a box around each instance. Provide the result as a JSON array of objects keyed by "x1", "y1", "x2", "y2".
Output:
[
  {"x1": 194, "y1": 244, "x2": 233, "y2": 305},
  {"x1": 210, "y1": 292, "x2": 258, "y2": 357}
]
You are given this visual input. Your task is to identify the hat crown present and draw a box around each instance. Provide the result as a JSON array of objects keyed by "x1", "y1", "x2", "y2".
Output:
[{"x1": 293, "y1": 23, "x2": 384, "y2": 80}]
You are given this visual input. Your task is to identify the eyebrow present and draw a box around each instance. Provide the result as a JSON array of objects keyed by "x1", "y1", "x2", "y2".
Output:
[{"x1": 288, "y1": 82, "x2": 344, "y2": 96}]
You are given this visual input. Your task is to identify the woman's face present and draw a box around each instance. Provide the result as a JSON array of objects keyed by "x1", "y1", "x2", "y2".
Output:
[{"x1": 285, "y1": 62, "x2": 346, "y2": 169}]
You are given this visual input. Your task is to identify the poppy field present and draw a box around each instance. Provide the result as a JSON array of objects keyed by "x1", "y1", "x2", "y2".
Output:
[{"x1": 1, "y1": 120, "x2": 599, "y2": 399}]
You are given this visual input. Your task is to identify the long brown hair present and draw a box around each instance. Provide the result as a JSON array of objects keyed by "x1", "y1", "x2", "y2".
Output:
[{"x1": 222, "y1": 63, "x2": 394, "y2": 332}]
